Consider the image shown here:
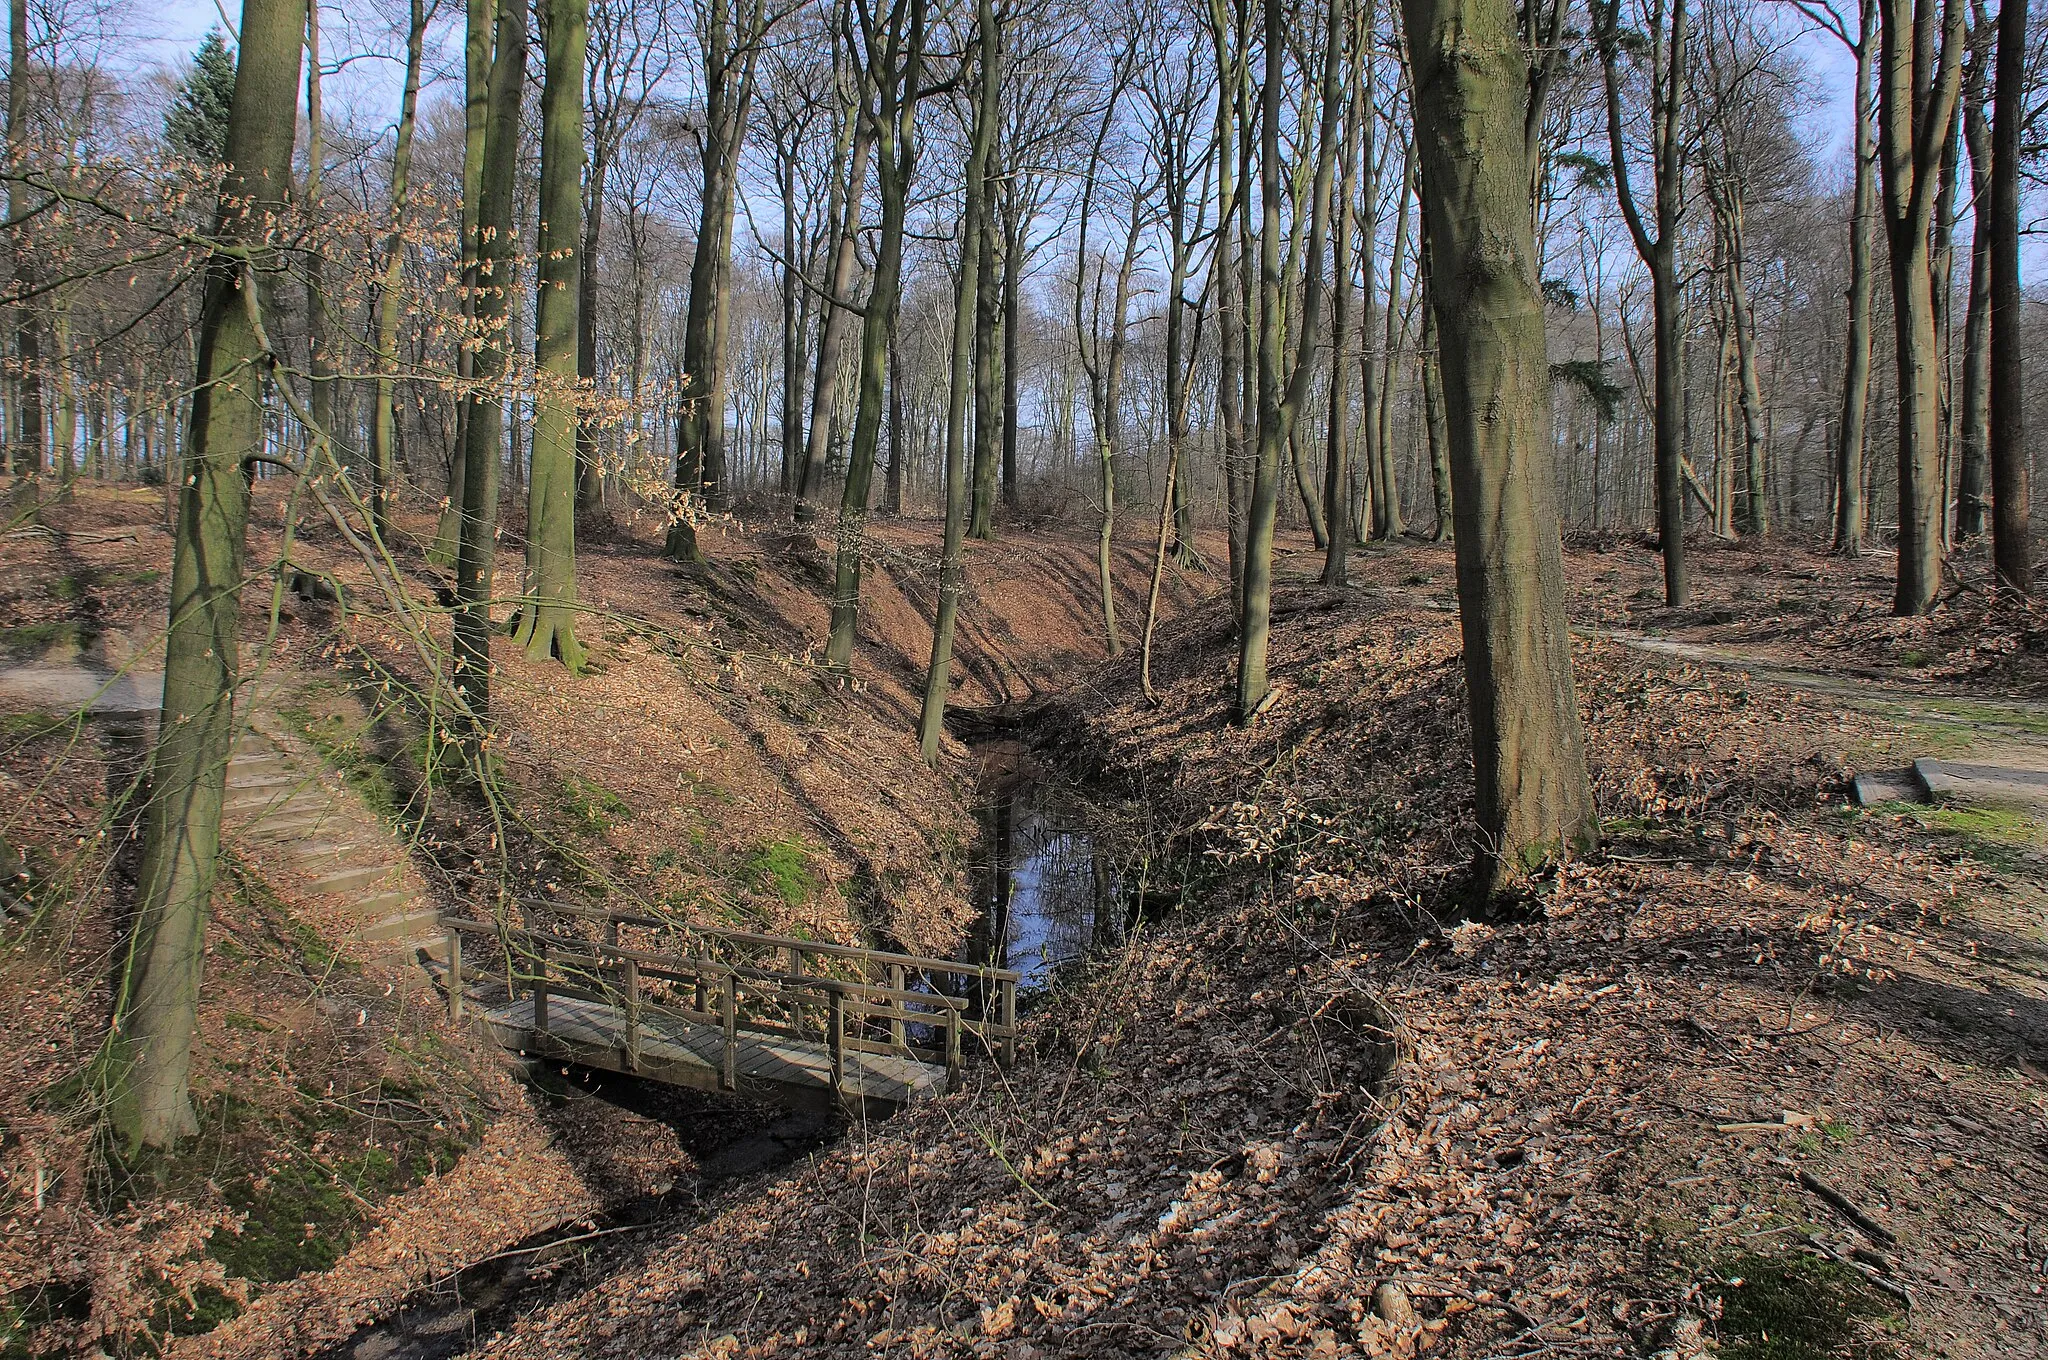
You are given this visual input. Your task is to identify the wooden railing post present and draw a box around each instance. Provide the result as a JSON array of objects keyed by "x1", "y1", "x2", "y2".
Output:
[
  {"x1": 720, "y1": 977, "x2": 737, "y2": 1091},
  {"x1": 829, "y1": 988, "x2": 846, "y2": 1099},
  {"x1": 446, "y1": 924, "x2": 463, "y2": 1023},
  {"x1": 622, "y1": 955, "x2": 640, "y2": 1072},
  {"x1": 532, "y1": 942, "x2": 549, "y2": 1035},
  {"x1": 946, "y1": 1003, "x2": 962, "y2": 1089},
  {"x1": 888, "y1": 963, "x2": 905, "y2": 1050},
  {"x1": 1000, "y1": 976, "x2": 1016, "y2": 1066}
]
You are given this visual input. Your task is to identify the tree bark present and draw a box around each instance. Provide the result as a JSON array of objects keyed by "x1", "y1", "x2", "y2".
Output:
[
  {"x1": 1404, "y1": 0, "x2": 1598, "y2": 891},
  {"x1": 1322, "y1": 26, "x2": 1364, "y2": 586},
  {"x1": 370, "y1": 0, "x2": 428, "y2": 540},
  {"x1": 8, "y1": 0, "x2": 43, "y2": 486},
  {"x1": 1000, "y1": 176, "x2": 1024, "y2": 511},
  {"x1": 1237, "y1": 0, "x2": 1344, "y2": 717},
  {"x1": 514, "y1": 0, "x2": 588, "y2": 668},
  {"x1": 1986, "y1": 0, "x2": 2030, "y2": 588},
  {"x1": 1596, "y1": 0, "x2": 1689, "y2": 605},
  {"x1": 1878, "y1": 0, "x2": 1966, "y2": 614},
  {"x1": 1418, "y1": 236, "x2": 1453, "y2": 540},
  {"x1": 825, "y1": 0, "x2": 925, "y2": 670},
  {"x1": 453, "y1": 0, "x2": 525, "y2": 726},
  {"x1": 795, "y1": 64, "x2": 873, "y2": 524},
  {"x1": 1835, "y1": 0, "x2": 1877, "y2": 555},
  {"x1": 1957, "y1": 20, "x2": 1990, "y2": 541},
  {"x1": 666, "y1": 0, "x2": 764, "y2": 558},
  {"x1": 969, "y1": 129, "x2": 1002, "y2": 540},
  {"x1": 434, "y1": 0, "x2": 498, "y2": 565},
  {"x1": 918, "y1": 0, "x2": 997, "y2": 761},
  {"x1": 110, "y1": 0, "x2": 309, "y2": 1151}
]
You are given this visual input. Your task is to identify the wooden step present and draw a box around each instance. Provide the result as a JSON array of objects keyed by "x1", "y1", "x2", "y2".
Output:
[
  {"x1": 306, "y1": 864, "x2": 398, "y2": 896},
  {"x1": 359, "y1": 907, "x2": 441, "y2": 943}
]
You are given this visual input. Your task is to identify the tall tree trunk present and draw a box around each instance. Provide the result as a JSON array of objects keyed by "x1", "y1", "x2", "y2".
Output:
[
  {"x1": 1419, "y1": 238, "x2": 1454, "y2": 541},
  {"x1": 667, "y1": 0, "x2": 763, "y2": 557},
  {"x1": 1596, "y1": 0, "x2": 1688, "y2": 604},
  {"x1": 434, "y1": 0, "x2": 498, "y2": 564},
  {"x1": 575, "y1": 131, "x2": 610, "y2": 510},
  {"x1": 1986, "y1": 0, "x2": 2030, "y2": 588},
  {"x1": 777, "y1": 153, "x2": 805, "y2": 494},
  {"x1": 1237, "y1": 0, "x2": 1343, "y2": 717},
  {"x1": 1000, "y1": 177, "x2": 1024, "y2": 511},
  {"x1": 1879, "y1": 0, "x2": 1966, "y2": 614},
  {"x1": 1957, "y1": 28, "x2": 1991, "y2": 542},
  {"x1": 303, "y1": 1, "x2": 334, "y2": 447},
  {"x1": 1322, "y1": 26, "x2": 1363, "y2": 586},
  {"x1": 918, "y1": 0, "x2": 997, "y2": 760},
  {"x1": 1836, "y1": 0, "x2": 1877, "y2": 555},
  {"x1": 795, "y1": 70, "x2": 873, "y2": 523},
  {"x1": 1404, "y1": 0, "x2": 1597, "y2": 891},
  {"x1": 453, "y1": 0, "x2": 525, "y2": 724},
  {"x1": 825, "y1": 0, "x2": 925, "y2": 670},
  {"x1": 371, "y1": 0, "x2": 427, "y2": 540},
  {"x1": 514, "y1": 0, "x2": 587, "y2": 667},
  {"x1": 110, "y1": 0, "x2": 308, "y2": 1151},
  {"x1": 884, "y1": 328, "x2": 904, "y2": 513},
  {"x1": 7, "y1": 0, "x2": 42, "y2": 486},
  {"x1": 51, "y1": 300, "x2": 74, "y2": 487},
  {"x1": 1720, "y1": 208, "x2": 1769, "y2": 536},
  {"x1": 969, "y1": 139, "x2": 1001, "y2": 540},
  {"x1": 1205, "y1": 0, "x2": 1247, "y2": 621},
  {"x1": 1373, "y1": 141, "x2": 1415, "y2": 540}
]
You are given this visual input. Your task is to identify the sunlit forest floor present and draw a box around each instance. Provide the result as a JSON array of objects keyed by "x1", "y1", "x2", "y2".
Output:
[{"x1": 2, "y1": 484, "x2": 2043, "y2": 1357}]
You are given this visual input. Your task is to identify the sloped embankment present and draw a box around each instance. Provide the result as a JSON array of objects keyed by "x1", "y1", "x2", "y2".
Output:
[{"x1": 463, "y1": 586, "x2": 2042, "y2": 1359}]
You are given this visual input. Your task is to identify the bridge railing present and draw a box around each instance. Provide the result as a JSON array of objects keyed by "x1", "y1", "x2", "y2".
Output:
[
  {"x1": 524, "y1": 902, "x2": 1021, "y2": 1066},
  {"x1": 443, "y1": 914, "x2": 990, "y2": 1096}
]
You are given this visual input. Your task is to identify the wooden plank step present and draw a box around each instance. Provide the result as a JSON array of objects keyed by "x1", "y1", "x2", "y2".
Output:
[
  {"x1": 359, "y1": 907, "x2": 439, "y2": 943},
  {"x1": 306, "y1": 864, "x2": 398, "y2": 896}
]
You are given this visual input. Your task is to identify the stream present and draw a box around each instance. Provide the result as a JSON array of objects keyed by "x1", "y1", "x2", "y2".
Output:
[{"x1": 951, "y1": 740, "x2": 1141, "y2": 988}]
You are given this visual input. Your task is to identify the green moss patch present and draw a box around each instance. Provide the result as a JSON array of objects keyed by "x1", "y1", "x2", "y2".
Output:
[
  {"x1": 561, "y1": 774, "x2": 631, "y2": 836},
  {"x1": 1708, "y1": 1252, "x2": 1897, "y2": 1359},
  {"x1": 744, "y1": 838, "x2": 820, "y2": 909}
]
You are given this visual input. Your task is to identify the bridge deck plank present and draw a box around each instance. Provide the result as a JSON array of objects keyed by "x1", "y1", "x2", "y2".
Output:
[{"x1": 482, "y1": 995, "x2": 949, "y2": 1110}]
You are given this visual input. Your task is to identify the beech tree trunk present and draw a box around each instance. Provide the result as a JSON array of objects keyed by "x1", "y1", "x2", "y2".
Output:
[
  {"x1": 453, "y1": 0, "x2": 525, "y2": 725},
  {"x1": 795, "y1": 68, "x2": 872, "y2": 524},
  {"x1": 825, "y1": 0, "x2": 925, "y2": 670},
  {"x1": 1597, "y1": 0, "x2": 1689, "y2": 605},
  {"x1": 1405, "y1": 0, "x2": 1598, "y2": 891},
  {"x1": 1878, "y1": 0, "x2": 1966, "y2": 614},
  {"x1": 918, "y1": 0, "x2": 997, "y2": 761},
  {"x1": 370, "y1": 0, "x2": 427, "y2": 540},
  {"x1": 434, "y1": 0, "x2": 498, "y2": 565},
  {"x1": 514, "y1": 0, "x2": 588, "y2": 668},
  {"x1": 8, "y1": 0, "x2": 43, "y2": 485},
  {"x1": 1987, "y1": 0, "x2": 2031, "y2": 589},
  {"x1": 1237, "y1": 0, "x2": 1342, "y2": 717},
  {"x1": 1836, "y1": 0, "x2": 1877, "y2": 555},
  {"x1": 110, "y1": 0, "x2": 309, "y2": 1151},
  {"x1": 1957, "y1": 33, "x2": 1991, "y2": 542},
  {"x1": 666, "y1": 0, "x2": 763, "y2": 559}
]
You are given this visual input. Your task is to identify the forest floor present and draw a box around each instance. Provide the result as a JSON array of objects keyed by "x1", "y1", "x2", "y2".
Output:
[{"x1": 3, "y1": 487, "x2": 2044, "y2": 1358}]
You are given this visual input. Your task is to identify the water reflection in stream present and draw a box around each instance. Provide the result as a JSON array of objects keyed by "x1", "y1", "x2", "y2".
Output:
[{"x1": 959, "y1": 743, "x2": 1124, "y2": 987}]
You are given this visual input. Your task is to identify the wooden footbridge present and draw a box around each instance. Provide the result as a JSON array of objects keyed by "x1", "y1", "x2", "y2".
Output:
[{"x1": 441, "y1": 905, "x2": 1019, "y2": 1116}]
